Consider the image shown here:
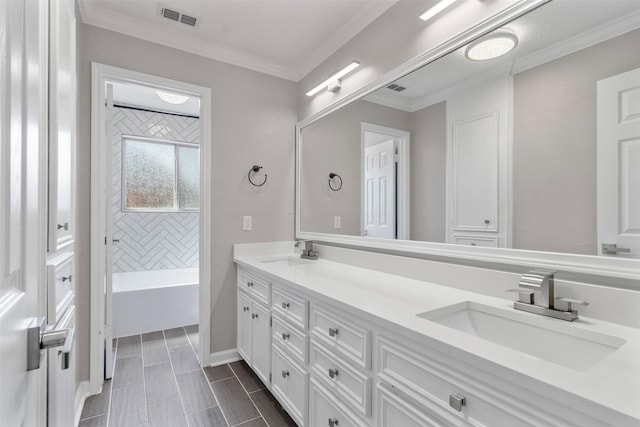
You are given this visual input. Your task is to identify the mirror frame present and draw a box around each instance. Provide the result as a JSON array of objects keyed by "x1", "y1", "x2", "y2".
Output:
[{"x1": 296, "y1": 0, "x2": 640, "y2": 284}]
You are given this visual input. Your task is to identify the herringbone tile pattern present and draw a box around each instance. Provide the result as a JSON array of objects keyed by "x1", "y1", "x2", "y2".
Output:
[{"x1": 111, "y1": 107, "x2": 200, "y2": 273}]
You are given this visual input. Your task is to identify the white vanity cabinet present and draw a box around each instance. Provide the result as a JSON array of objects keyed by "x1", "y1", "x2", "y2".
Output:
[
  {"x1": 237, "y1": 270, "x2": 272, "y2": 385},
  {"x1": 270, "y1": 284, "x2": 310, "y2": 426}
]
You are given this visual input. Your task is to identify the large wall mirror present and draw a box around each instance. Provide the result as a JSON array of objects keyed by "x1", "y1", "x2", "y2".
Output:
[{"x1": 296, "y1": 0, "x2": 640, "y2": 281}]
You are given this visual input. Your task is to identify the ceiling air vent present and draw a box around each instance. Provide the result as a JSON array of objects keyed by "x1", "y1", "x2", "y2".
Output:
[
  {"x1": 180, "y1": 14, "x2": 197, "y2": 27},
  {"x1": 161, "y1": 7, "x2": 180, "y2": 22},
  {"x1": 160, "y1": 6, "x2": 197, "y2": 27},
  {"x1": 386, "y1": 83, "x2": 406, "y2": 92}
]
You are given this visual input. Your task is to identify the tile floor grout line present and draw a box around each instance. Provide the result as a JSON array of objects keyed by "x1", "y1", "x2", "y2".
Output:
[
  {"x1": 163, "y1": 329, "x2": 192, "y2": 427},
  {"x1": 202, "y1": 363, "x2": 232, "y2": 427},
  {"x1": 138, "y1": 333, "x2": 150, "y2": 427},
  {"x1": 231, "y1": 415, "x2": 264, "y2": 426},
  {"x1": 228, "y1": 362, "x2": 271, "y2": 427}
]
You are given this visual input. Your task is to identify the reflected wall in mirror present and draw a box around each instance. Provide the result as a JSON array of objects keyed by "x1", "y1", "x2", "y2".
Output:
[{"x1": 299, "y1": 0, "x2": 640, "y2": 258}]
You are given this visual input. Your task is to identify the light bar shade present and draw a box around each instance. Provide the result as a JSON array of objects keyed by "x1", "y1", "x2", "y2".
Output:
[
  {"x1": 305, "y1": 61, "x2": 360, "y2": 97},
  {"x1": 419, "y1": 0, "x2": 457, "y2": 22}
]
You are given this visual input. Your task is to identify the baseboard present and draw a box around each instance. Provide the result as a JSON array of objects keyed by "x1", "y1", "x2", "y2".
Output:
[
  {"x1": 74, "y1": 380, "x2": 91, "y2": 427},
  {"x1": 208, "y1": 348, "x2": 240, "y2": 367}
]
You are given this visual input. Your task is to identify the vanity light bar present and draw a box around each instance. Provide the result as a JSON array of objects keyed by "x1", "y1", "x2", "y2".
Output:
[
  {"x1": 305, "y1": 61, "x2": 360, "y2": 97},
  {"x1": 419, "y1": 0, "x2": 458, "y2": 22}
]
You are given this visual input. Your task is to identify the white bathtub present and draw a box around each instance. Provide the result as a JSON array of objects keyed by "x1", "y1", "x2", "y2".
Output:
[{"x1": 113, "y1": 267, "x2": 199, "y2": 338}]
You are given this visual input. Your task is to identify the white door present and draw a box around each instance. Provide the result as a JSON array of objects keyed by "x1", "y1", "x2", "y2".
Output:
[
  {"x1": 597, "y1": 67, "x2": 640, "y2": 258},
  {"x1": 0, "y1": 0, "x2": 47, "y2": 425},
  {"x1": 364, "y1": 139, "x2": 396, "y2": 238},
  {"x1": 251, "y1": 302, "x2": 271, "y2": 385}
]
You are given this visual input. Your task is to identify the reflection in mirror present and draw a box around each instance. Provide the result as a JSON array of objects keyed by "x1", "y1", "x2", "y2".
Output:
[{"x1": 299, "y1": 0, "x2": 640, "y2": 258}]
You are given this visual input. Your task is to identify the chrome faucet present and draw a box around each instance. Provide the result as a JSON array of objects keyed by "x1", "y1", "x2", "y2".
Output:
[
  {"x1": 295, "y1": 240, "x2": 318, "y2": 260},
  {"x1": 507, "y1": 269, "x2": 589, "y2": 321}
]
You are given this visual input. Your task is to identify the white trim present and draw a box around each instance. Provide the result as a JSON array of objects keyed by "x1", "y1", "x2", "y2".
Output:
[
  {"x1": 90, "y1": 63, "x2": 213, "y2": 395},
  {"x1": 209, "y1": 348, "x2": 241, "y2": 367},
  {"x1": 360, "y1": 123, "x2": 410, "y2": 240},
  {"x1": 295, "y1": 0, "x2": 640, "y2": 285},
  {"x1": 74, "y1": 381, "x2": 90, "y2": 427},
  {"x1": 77, "y1": 1, "x2": 396, "y2": 82}
]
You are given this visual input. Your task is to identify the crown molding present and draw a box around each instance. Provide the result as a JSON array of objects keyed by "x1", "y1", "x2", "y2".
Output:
[
  {"x1": 295, "y1": 1, "x2": 398, "y2": 81},
  {"x1": 512, "y1": 9, "x2": 640, "y2": 75},
  {"x1": 77, "y1": 0, "x2": 397, "y2": 82}
]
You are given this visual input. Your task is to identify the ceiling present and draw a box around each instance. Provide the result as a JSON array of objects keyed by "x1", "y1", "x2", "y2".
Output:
[
  {"x1": 364, "y1": 0, "x2": 640, "y2": 111},
  {"x1": 77, "y1": 0, "x2": 398, "y2": 82}
]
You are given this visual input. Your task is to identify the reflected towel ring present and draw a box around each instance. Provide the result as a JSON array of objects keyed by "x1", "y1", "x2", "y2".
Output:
[
  {"x1": 328, "y1": 172, "x2": 342, "y2": 191},
  {"x1": 248, "y1": 165, "x2": 268, "y2": 187}
]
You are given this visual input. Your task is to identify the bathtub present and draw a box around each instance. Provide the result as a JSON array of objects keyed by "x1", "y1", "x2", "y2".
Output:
[{"x1": 112, "y1": 267, "x2": 199, "y2": 338}]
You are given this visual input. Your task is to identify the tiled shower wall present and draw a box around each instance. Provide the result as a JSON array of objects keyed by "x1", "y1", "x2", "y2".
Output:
[{"x1": 112, "y1": 107, "x2": 199, "y2": 273}]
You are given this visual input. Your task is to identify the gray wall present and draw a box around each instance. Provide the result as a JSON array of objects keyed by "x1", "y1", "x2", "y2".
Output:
[
  {"x1": 409, "y1": 101, "x2": 446, "y2": 242},
  {"x1": 75, "y1": 23, "x2": 297, "y2": 383},
  {"x1": 512, "y1": 28, "x2": 640, "y2": 254},
  {"x1": 111, "y1": 107, "x2": 199, "y2": 273},
  {"x1": 300, "y1": 100, "x2": 410, "y2": 235}
]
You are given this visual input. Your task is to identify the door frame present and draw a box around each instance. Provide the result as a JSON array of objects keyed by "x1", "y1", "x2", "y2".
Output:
[
  {"x1": 89, "y1": 63, "x2": 212, "y2": 394},
  {"x1": 360, "y1": 123, "x2": 410, "y2": 240}
]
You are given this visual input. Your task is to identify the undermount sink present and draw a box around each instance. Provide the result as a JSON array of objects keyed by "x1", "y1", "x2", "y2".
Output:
[
  {"x1": 417, "y1": 302, "x2": 626, "y2": 371},
  {"x1": 259, "y1": 256, "x2": 312, "y2": 267}
]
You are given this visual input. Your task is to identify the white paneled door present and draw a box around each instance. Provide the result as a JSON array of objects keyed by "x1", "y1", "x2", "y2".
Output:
[
  {"x1": 364, "y1": 139, "x2": 396, "y2": 239},
  {"x1": 597, "y1": 68, "x2": 640, "y2": 259},
  {"x1": 0, "y1": 0, "x2": 47, "y2": 425}
]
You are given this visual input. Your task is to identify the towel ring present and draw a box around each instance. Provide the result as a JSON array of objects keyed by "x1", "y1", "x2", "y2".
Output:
[
  {"x1": 328, "y1": 172, "x2": 342, "y2": 191},
  {"x1": 248, "y1": 165, "x2": 268, "y2": 187}
]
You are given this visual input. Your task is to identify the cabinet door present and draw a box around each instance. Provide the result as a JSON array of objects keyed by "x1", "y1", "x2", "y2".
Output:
[
  {"x1": 237, "y1": 291, "x2": 252, "y2": 362},
  {"x1": 251, "y1": 301, "x2": 271, "y2": 385},
  {"x1": 48, "y1": 0, "x2": 75, "y2": 252}
]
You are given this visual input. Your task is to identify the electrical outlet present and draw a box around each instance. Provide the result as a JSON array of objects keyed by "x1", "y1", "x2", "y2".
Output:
[
  {"x1": 243, "y1": 216, "x2": 252, "y2": 231},
  {"x1": 334, "y1": 216, "x2": 341, "y2": 229}
]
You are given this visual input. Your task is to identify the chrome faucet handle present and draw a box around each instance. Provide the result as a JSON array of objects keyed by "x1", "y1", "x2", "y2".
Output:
[
  {"x1": 555, "y1": 297, "x2": 589, "y2": 312},
  {"x1": 507, "y1": 288, "x2": 534, "y2": 304}
]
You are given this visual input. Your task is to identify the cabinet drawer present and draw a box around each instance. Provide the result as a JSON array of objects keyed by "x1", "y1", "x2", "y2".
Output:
[
  {"x1": 238, "y1": 268, "x2": 271, "y2": 305},
  {"x1": 273, "y1": 315, "x2": 308, "y2": 365},
  {"x1": 453, "y1": 235, "x2": 497, "y2": 248},
  {"x1": 309, "y1": 378, "x2": 368, "y2": 427},
  {"x1": 377, "y1": 336, "x2": 539, "y2": 427},
  {"x1": 377, "y1": 383, "x2": 462, "y2": 427},
  {"x1": 47, "y1": 253, "x2": 75, "y2": 324},
  {"x1": 311, "y1": 342, "x2": 371, "y2": 417},
  {"x1": 271, "y1": 346, "x2": 308, "y2": 426},
  {"x1": 310, "y1": 305, "x2": 371, "y2": 370},
  {"x1": 272, "y1": 286, "x2": 308, "y2": 329}
]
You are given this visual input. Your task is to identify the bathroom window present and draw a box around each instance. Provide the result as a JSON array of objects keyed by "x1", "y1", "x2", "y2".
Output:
[{"x1": 123, "y1": 137, "x2": 199, "y2": 211}]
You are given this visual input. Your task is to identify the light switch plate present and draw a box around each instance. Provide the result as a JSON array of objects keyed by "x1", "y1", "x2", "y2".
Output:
[{"x1": 243, "y1": 216, "x2": 252, "y2": 231}]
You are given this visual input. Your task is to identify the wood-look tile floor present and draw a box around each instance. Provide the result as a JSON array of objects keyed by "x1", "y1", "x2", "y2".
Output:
[{"x1": 79, "y1": 325, "x2": 297, "y2": 427}]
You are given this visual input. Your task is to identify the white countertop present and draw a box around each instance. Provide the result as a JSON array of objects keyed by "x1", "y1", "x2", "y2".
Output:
[{"x1": 234, "y1": 243, "x2": 640, "y2": 421}]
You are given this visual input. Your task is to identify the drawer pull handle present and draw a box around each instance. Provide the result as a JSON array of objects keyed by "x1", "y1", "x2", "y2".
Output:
[
  {"x1": 281, "y1": 332, "x2": 290, "y2": 341},
  {"x1": 449, "y1": 393, "x2": 466, "y2": 412},
  {"x1": 61, "y1": 275, "x2": 72, "y2": 282},
  {"x1": 328, "y1": 417, "x2": 339, "y2": 427},
  {"x1": 328, "y1": 327, "x2": 339, "y2": 337},
  {"x1": 281, "y1": 370, "x2": 290, "y2": 378},
  {"x1": 247, "y1": 281, "x2": 253, "y2": 287},
  {"x1": 282, "y1": 302, "x2": 290, "y2": 309},
  {"x1": 57, "y1": 222, "x2": 69, "y2": 231},
  {"x1": 243, "y1": 306, "x2": 249, "y2": 312},
  {"x1": 328, "y1": 368, "x2": 339, "y2": 379},
  {"x1": 252, "y1": 313, "x2": 259, "y2": 319}
]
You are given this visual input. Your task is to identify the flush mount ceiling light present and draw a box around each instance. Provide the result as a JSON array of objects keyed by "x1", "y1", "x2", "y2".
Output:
[
  {"x1": 305, "y1": 61, "x2": 360, "y2": 97},
  {"x1": 419, "y1": 0, "x2": 458, "y2": 22},
  {"x1": 465, "y1": 30, "x2": 518, "y2": 61},
  {"x1": 156, "y1": 90, "x2": 189, "y2": 104}
]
